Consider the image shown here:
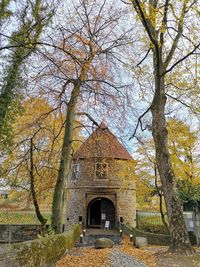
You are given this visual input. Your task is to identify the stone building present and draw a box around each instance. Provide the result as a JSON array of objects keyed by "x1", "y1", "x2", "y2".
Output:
[{"x1": 66, "y1": 122, "x2": 136, "y2": 230}]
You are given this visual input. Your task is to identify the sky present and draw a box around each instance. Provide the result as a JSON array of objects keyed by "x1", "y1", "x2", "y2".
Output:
[{"x1": 1, "y1": 0, "x2": 199, "y2": 158}]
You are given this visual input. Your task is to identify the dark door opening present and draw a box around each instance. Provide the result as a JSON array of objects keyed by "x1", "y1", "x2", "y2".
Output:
[
  {"x1": 89, "y1": 199, "x2": 101, "y2": 226},
  {"x1": 87, "y1": 198, "x2": 115, "y2": 229}
]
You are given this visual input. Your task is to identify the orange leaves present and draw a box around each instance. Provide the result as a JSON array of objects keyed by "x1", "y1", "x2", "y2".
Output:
[
  {"x1": 55, "y1": 237, "x2": 159, "y2": 267},
  {"x1": 55, "y1": 247, "x2": 110, "y2": 267},
  {"x1": 54, "y1": 236, "x2": 200, "y2": 267},
  {"x1": 120, "y1": 237, "x2": 161, "y2": 267}
]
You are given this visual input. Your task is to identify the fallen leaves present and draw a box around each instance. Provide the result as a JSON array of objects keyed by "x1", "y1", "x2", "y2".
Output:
[
  {"x1": 54, "y1": 247, "x2": 111, "y2": 267},
  {"x1": 120, "y1": 237, "x2": 161, "y2": 267},
  {"x1": 54, "y1": 236, "x2": 200, "y2": 267}
]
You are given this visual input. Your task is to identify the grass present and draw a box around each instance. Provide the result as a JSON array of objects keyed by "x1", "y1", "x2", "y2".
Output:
[
  {"x1": 0, "y1": 210, "x2": 51, "y2": 224},
  {"x1": 138, "y1": 215, "x2": 165, "y2": 226},
  {"x1": 138, "y1": 215, "x2": 169, "y2": 234}
]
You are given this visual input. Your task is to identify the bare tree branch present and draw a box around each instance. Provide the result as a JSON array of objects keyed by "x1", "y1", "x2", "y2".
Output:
[
  {"x1": 163, "y1": 42, "x2": 200, "y2": 75},
  {"x1": 129, "y1": 107, "x2": 151, "y2": 140},
  {"x1": 136, "y1": 48, "x2": 151, "y2": 66}
]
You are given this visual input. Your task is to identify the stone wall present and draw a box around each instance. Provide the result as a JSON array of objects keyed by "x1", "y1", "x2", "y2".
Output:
[
  {"x1": 123, "y1": 224, "x2": 170, "y2": 245},
  {"x1": 0, "y1": 224, "x2": 81, "y2": 267},
  {"x1": 66, "y1": 189, "x2": 84, "y2": 228},
  {"x1": 0, "y1": 224, "x2": 42, "y2": 243},
  {"x1": 118, "y1": 189, "x2": 136, "y2": 227},
  {"x1": 123, "y1": 225, "x2": 198, "y2": 246},
  {"x1": 66, "y1": 158, "x2": 136, "y2": 229}
]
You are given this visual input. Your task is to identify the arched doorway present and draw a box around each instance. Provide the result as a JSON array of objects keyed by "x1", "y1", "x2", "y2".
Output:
[{"x1": 87, "y1": 198, "x2": 115, "y2": 229}]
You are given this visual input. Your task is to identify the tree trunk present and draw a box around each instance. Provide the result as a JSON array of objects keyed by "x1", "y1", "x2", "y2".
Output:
[
  {"x1": 25, "y1": 192, "x2": 32, "y2": 209},
  {"x1": 154, "y1": 164, "x2": 169, "y2": 234},
  {"x1": 30, "y1": 138, "x2": 47, "y2": 230},
  {"x1": 51, "y1": 81, "x2": 81, "y2": 233},
  {"x1": 151, "y1": 49, "x2": 194, "y2": 254}
]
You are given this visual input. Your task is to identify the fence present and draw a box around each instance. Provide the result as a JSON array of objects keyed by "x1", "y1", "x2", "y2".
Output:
[
  {"x1": 136, "y1": 211, "x2": 165, "y2": 226},
  {"x1": 0, "y1": 209, "x2": 51, "y2": 243},
  {"x1": 136, "y1": 210, "x2": 168, "y2": 234},
  {"x1": 136, "y1": 210, "x2": 200, "y2": 245}
]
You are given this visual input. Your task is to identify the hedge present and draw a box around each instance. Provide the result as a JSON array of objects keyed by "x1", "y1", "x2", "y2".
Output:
[{"x1": 0, "y1": 224, "x2": 81, "y2": 267}]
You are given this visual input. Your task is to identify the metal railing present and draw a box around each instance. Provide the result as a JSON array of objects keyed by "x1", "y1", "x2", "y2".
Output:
[{"x1": 136, "y1": 210, "x2": 200, "y2": 245}]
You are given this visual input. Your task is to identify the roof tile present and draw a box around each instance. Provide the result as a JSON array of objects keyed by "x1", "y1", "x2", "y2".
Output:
[{"x1": 73, "y1": 122, "x2": 132, "y2": 160}]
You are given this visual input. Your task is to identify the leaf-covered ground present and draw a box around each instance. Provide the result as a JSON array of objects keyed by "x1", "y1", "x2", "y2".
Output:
[
  {"x1": 54, "y1": 237, "x2": 200, "y2": 267},
  {"x1": 54, "y1": 247, "x2": 111, "y2": 267},
  {"x1": 121, "y1": 237, "x2": 200, "y2": 267}
]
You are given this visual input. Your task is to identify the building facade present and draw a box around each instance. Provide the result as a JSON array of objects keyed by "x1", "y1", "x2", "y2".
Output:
[{"x1": 65, "y1": 122, "x2": 136, "y2": 229}]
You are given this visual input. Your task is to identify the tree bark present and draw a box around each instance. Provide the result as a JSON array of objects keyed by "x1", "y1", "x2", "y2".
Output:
[
  {"x1": 154, "y1": 164, "x2": 169, "y2": 234},
  {"x1": 150, "y1": 49, "x2": 194, "y2": 254},
  {"x1": 30, "y1": 138, "x2": 47, "y2": 230},
  {"x1": 51, "y1": 80, "x2": 81, "y2": 233}
]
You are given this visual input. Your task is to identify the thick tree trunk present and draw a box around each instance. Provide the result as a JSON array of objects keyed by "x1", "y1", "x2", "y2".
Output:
[
  {"x1": 151, "y1": 50, "x2": 193, "y2": 254},
  {"x1": 51, "y1": 81, "x2": 81, "y2": 233}
]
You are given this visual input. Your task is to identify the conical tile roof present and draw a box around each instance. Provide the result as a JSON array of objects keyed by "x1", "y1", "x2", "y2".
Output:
[{"x1": 73, "y1": 122, "x2": 132, "y2": 160}]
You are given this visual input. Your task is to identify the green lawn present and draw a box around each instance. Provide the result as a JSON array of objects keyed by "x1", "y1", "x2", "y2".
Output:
[
  {"x1": 138, "y1": 215, "x2": 164, "y2": 225},
  {"x1": 0, "y1": 210, "x2": 51, "y2": 224},
  {"x1": 137, "y1": 215, "x2": 169, "y2": 234}
]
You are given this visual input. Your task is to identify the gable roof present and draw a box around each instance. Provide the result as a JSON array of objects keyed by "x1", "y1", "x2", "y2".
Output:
[{"x1": 73, "y1": 122, "x2": 132, "y2": 160}]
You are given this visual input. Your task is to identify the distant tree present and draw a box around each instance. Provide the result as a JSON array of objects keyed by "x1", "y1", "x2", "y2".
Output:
[
  {"x1": 136, "y1": 118, "x2": 200, "y2": 236},
  {"x1": 1, "y1": 96, "x2": 83, "y2": 226},
  {"x1": 168, "y1": 118, "x2": 200, "y2": 210},
  {"x1": 0, "y1": 98, "x2": 61, "y2": 225}
]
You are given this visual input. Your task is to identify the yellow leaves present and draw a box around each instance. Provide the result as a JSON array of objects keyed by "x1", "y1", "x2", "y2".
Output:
[
  {"x1": 167, "y1": 118, "x2": 200, "y2": 182},
  {"x1": 148, "y1": 4, "x2": 159, "y2": 28},
  {"x1": 116, "y1": 160, "x2": 137, "y2": 190},
  {"x1": 135, "y1": 117, "x2": 200, "y2": 210},
  {"x1": 15, "y1": 97, "x2": 52, "y2": 135},
  {"x1": 160, "y1": 23, "x2": 166, "y2": 34},
  {"x1": 150, "y1": 41, "x2": 154, "y2": 48},
  {"x1": 2, "y1": 97, "x2": 63, "y2": 205}
]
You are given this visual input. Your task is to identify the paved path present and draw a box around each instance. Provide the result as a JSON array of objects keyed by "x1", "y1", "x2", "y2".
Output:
[{"x1": 107, "y1": 248, "x2": 148, "y2": 267}]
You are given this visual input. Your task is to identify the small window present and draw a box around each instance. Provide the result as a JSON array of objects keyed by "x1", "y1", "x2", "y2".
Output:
[
  {"x1": 71, "y1": 164, "x2": 80, "y2": 180},
  {"x1": 95, "y1": 163, "x2": 108, "y2": 179}
]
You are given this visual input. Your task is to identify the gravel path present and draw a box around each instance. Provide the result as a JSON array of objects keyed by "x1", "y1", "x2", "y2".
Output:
[{"x1": 107, "y1": 248, "x2": 148, "y2": 267}]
